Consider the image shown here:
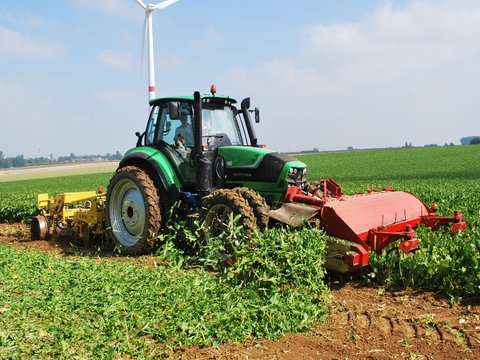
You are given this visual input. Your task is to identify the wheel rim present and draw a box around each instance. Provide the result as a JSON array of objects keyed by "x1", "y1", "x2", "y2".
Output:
[
  {"x1": 204, "y1": 203, "x2": 241, "y2": 248},
  {"x1": 31, "y1": 215, "x2": 49, "y2": 240},
  {"x1": 109, "y1": 178, "x2": 146, "y2": 247}
]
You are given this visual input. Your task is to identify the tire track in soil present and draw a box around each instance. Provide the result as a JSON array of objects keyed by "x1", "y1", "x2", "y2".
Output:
[
  {"x1": 183, "y1": 286, "x2": 480, "y2": 359},
  {"x1": 347, "y1": 301, "x2": 474, "y2": 348}
]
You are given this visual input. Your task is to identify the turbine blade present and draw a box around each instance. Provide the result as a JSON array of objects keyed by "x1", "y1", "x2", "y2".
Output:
[
  {"x1": 135, "y1": 0, "x2": 147, "y2": 9},
  {"x1": 152, "y1": 0, "x2": 179, "y2": 10},
  {"x1": 140, "y1": 12, "x2": 148, "y2": 76}
]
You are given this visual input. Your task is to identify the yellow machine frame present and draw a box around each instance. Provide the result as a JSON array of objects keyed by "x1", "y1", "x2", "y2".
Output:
[{"x1": 33, "y1": 191, "x2": 107, "y2": 243}]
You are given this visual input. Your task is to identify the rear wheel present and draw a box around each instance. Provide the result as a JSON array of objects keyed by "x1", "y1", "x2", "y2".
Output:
[
  {"x1": 200, "y1": 189, "x2": 257, "y2": 254},
  {"x1": 105, "y1": 166, "x2": 161, "y2": 254}
]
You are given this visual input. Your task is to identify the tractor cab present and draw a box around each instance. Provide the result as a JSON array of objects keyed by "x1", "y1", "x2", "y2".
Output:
[
  {"x1": 145, "y1": 96, "x2": 246, "y2": 152},
  {"x1": 133, "y1": 86, "x2": 268, "y2": 190}
]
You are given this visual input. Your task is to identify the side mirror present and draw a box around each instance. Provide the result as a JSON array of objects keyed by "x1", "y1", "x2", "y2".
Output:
[
  {"x1": 254, "y1": 107, "x2": 260, "y2": 123},
  {"x1": 135, "y1": 131, "x2": 145, "y2": 147},
  {"x1": 169, "y1": 102, "x2": 179, "y2": 120}
]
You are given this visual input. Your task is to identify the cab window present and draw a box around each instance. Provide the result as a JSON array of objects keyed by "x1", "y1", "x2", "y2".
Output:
[{"x1": 145, "y1": 106, "x2": 160, "y2": 146}]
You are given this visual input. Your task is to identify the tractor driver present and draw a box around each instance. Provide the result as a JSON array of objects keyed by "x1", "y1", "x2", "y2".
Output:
[
  {"x1": 175, "y1": 108, "x2": 194, "y2": 147},
  {"x1": 175, "y1": 134, "x2": 191, "y2": 159}
]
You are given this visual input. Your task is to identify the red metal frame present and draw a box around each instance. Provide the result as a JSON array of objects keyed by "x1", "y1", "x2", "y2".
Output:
[
  {"x1": 343, "y1": 244, "x2": 369, "y2": 272},
  {"x1": 422, "y1": 210, "x2": 467, "y2": 232},
  {"x1": 367, "y1": 223, "x2": 419, "y2": 254},
  {"x1": 284, "y1": 182, "x2": 467, "y2": 272}
]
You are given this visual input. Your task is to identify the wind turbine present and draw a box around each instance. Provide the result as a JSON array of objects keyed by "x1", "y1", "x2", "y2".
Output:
[{"x1": 135, "y1": 0, "x2": 179, "y2": 101}]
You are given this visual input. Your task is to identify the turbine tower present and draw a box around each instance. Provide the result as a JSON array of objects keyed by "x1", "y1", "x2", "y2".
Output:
[{"x1": 135, "y1": 0, "x2": 179, "y2": 101}]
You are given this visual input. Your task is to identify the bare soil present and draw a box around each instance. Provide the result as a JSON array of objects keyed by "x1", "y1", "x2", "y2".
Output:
[{"x1": 1, "y1": 223, "x2": 479, "y2": 359}]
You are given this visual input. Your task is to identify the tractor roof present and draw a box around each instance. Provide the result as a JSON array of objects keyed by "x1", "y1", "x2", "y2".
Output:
[{"x1": 150, "y1": 94, "x2": 237, "y2": 106}]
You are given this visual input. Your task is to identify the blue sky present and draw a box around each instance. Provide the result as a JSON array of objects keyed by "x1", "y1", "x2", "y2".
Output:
[{"x1": 0, "y1": 0, "x2": 478, "y2": 158}]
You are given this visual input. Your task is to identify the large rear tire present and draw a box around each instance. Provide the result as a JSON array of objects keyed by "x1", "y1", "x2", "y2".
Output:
[
  {"x1": 105, "y1": 166, "x2": 161, "y2": 254},
  {"x1": 200, "y1": 189, "x2": 257, "y2": 254}
]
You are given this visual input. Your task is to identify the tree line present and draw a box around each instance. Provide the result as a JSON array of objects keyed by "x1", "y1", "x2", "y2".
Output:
[{"x1": 0, "y1": 151, "x2": 123, "y2": 169}]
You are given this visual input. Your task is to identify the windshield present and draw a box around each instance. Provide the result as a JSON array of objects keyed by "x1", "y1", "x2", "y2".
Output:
[{"x1": 202, "y1": 106, "x2": 243, "y2": 147}]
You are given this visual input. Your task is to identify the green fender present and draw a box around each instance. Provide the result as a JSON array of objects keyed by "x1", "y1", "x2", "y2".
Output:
[{"x1": 119, "y1": 146, "x2": 182, "y2": 191}]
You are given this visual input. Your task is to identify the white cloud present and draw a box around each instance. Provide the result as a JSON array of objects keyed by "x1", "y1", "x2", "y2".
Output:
[
  {"x1": 225, "y1": 0, "x2": 480, "y2": 151},
  {"x1": 304, "y1": 1, "x2": 480, "y2": 78},
  {"x1": 0, "y1": 78, "x2": 57, "y2": 157},
  {"x1": 75, "y1": 0, "x2": 133, "y2": 17},
  {"x1": 0, "y1": 26, "x2": 66, "y2": 60},
  {"x1": 157, "y1": 53, "x2": 185, "y2": 69},
  {"x1": 94, "y1": 89, "x2": 136, "y2": 106},
  {"x1": 0, "y1": 10, "x2": 51, "y2": 27},
  {"x1": 0, "y1": 11, "x2": 15, "y2": 22},
  {"x1": 205, "y1": 25, "x2": 224, "y2": 46},
  {"x1": 98, "y1": 50, "x2": 133, "y2": 70}
]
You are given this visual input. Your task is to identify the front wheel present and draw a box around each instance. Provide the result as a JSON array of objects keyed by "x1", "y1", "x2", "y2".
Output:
[
  {"x1": 233, "y1": 187, "x2": 269, "y2": 230},
  {"x1": 200, "y1": 189, "x2": 257, "y2": 255},
  {"x1": 105, "y1": 166, "x2": 161, "y2": 254}
]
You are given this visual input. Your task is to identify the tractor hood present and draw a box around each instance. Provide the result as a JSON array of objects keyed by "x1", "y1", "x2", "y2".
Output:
[{"x1": 219, "y1": 146, "x2": 306, "y2": 184}]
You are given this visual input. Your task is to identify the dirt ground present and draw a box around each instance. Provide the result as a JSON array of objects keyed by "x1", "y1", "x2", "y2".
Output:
[{"x1": 1, "y1": 223, "x2": 479, "y2": 359}]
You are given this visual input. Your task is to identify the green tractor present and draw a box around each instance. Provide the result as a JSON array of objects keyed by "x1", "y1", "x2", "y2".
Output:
[
  {"x1": 105, "y1": 86, "x2": 307, "y2": 254},
  {"x1": 105, "y1": 86, "x2": 466, "y2": 273}
]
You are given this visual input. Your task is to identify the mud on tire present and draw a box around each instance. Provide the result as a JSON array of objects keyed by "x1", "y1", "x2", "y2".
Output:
[
  {"x1": 233, "y1": 187, "x2": 269, "y2": 230},
  {"x1": 105, "y1": 166, "x2": 161, "y2": 254}
]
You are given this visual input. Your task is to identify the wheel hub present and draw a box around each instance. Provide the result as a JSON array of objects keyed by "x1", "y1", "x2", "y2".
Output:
[{"x1": 120, "y1": 188, "x2": 145, "y2": 236}]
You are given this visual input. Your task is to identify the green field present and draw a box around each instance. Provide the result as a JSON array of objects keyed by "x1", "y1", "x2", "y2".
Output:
[
  {"x1": 0, "y1": 145, "x2": 479, "y2": 357},
  {"x1": 0, "y1": 162, "x2": 118, "y2": 183}
]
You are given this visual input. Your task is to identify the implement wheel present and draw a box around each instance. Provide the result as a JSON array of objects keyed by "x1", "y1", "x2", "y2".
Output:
[
  {"x1": 201, "y1": 189, "x2": 257, "y2": 253},
  {"x1": 105, "y1": 166, "x2": 161, "y2": 254},
  {"x1": 30, "y1": 215, "x2": 50, "y2": 240}
]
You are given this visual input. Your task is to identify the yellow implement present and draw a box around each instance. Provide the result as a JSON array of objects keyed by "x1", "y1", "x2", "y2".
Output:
[{"x1": 31, "y1": 190, "x2": 107, "y2": 246}]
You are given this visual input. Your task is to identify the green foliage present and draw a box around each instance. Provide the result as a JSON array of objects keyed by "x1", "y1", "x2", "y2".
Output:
[
  {"x1": 202, "y1": 227, "x2": 327, "y2": 293},
  {"x1": 0, "y1": 226, "x2": 329, "y2": 358},
  {"x1": 366, "y1": 225, "x2": 480, "y2": 296},
  {"x1": 0, "y1": 173, "x2": 111, "y2": 222}
]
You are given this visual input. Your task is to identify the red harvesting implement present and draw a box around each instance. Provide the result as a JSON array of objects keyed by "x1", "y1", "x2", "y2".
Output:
[{"x1": 271, "y1": 179, "x2": 467, "y2": 273}]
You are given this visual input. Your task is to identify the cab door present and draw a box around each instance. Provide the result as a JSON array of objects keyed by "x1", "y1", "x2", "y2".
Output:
[{"x1": 146, "y1": 103, "x2": 196, "y2": 185}]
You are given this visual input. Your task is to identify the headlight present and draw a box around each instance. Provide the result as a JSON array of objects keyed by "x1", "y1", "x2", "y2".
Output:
[{"x1": 288, "y1": 167, "x2": 304, "y2": 180}]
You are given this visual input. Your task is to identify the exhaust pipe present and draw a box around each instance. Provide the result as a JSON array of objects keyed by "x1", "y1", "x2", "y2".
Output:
[
  {"x1": 241, "y1": 97, "x2": 258, "y2": 146},
  {"x1": 193, "y1": 91, "x2": 213, "y2": 192}
]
